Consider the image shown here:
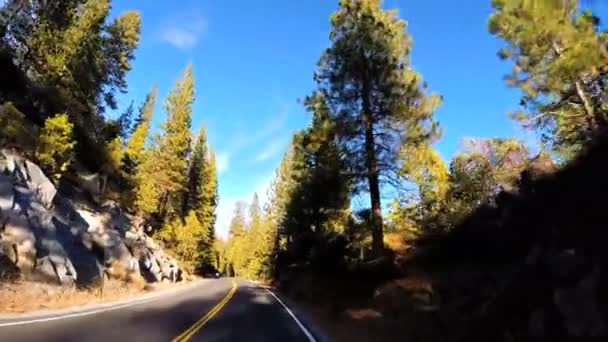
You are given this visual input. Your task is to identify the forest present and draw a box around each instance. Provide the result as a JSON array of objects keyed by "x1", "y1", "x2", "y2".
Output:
[{"x1": 2, "y1": 0, "x2": 608, "y2": 340}]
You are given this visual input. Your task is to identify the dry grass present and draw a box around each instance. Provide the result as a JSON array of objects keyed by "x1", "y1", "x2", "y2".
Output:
[{"x1": 0, "y1": 279, "x2": 149, "y2": 314}]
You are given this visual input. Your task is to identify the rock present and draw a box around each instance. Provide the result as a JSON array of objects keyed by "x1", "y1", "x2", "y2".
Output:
[
  {"x1": 13, "y1": 185, "x2": 32, "y2": 213},
  {"x1": 77, "y1": 172, "x2": 107, "y2": 202},
  {"x1": 53, "y1": 256, "x2": 77, "y2": 285},
  {"x1": 101, "y1": 200, "x2": 121, "y2": 217},
  {"x1": 1, "y1": 213, "x2": 36, "y2": 275},
  {"x1": 78, "y1": 210, "x2": 109, "y2": 235},
  {"x1": 145, "y1": 251, "x2": 163, "y2": 282},
  {"x1": 33, "y1": 256, "x2": 57, "y2": 283},
  {"x1": 0, "y1": 151, "x2": 186, "y2": 286},
  {"x1": 0, "y1": 149, "x2": 17, "y2": 174},
  {"x1": 24, "y1": 160, "x2": 57, "y2": 208},
  {"x1": 125, "y1": 230, "x2": 139, "y2": 241},
  {"x1": 33, "y1": 255, "x2": 76, "y2": 285},
  {"x1": 0, "y1": 173, "x2": 14, "y2": 212},
  {"x1": 0, "y1": 240, "x2": 17, "y2": 263},
  {"x1": 554, "y1": 266, "x2": 606, "y2": 337}
]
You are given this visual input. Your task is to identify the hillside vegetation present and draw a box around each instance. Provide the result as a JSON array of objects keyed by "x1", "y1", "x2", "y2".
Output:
[{"x1": 0, "y1": 0, "x2": 219, "y2": 301}]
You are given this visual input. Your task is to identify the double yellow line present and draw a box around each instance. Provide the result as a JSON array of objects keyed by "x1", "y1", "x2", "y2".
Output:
[{"x1": 172, "y1": 280, "x2": 238, "y2": 342}]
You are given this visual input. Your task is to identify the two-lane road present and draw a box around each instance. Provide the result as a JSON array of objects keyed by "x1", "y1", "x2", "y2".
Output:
[{"x1": 0, "y1": 279, "x2": 317, "y2": 342}]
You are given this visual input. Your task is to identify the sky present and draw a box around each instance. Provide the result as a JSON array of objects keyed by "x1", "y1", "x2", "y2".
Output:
[{"x1": 109, "y1": 0, "x2": 607, "y2": 239}]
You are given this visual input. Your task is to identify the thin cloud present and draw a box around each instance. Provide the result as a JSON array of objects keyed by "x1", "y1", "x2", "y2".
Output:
[
  {"x1": 227, "y1": 105, "x2": 290, "y2": 152},
  {"x1": 159, "y1": 11, "x2": 207, "y2": 50},
  {"x1": 161, "y1": 28, "x2": 199, "y2": 49},
  {"x1": 216, "y1": 152, "x2": 230, "y2": 175},
  {"x1": 256, "y1": 105, "x2": 289, "y2": 139},
  {"x1": 254, "y1": 137, "x2": 288, "y2": 163}
]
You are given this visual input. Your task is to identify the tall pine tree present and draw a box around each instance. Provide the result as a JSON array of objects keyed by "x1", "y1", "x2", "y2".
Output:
[
  {"x1": 156, "y1": 64, "x2": 194, "y2": 219},
  {"x1": 182, "y1": 123, "x2": 208, "y2": 218},
  {"x1": 135, "y1": 65, "x2": 194, "y2": 218},
  {"x1": 127, "y1": 85, "x2": 157, "y2": 167},
  {"x1": 314, "y1": 0, "x2": 441, "y2": 256}
]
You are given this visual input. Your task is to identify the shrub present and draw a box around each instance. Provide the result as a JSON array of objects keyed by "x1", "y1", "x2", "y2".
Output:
[
  {"x1": 0, "y1": 102, "x2": 38, "y2": 151},
  {"x1": 35, "y1": 113, "x2": 76, "y2": 179}
]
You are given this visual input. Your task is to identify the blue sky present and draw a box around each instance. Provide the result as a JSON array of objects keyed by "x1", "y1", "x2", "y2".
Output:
[{"x1": 109, "y1": 0, "x2": 606, "y2": 238}]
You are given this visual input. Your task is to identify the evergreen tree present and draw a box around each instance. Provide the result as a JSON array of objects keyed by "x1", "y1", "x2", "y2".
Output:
[
  {"x1": 225, "y1": 201, "x2": 248, "y2": 276},
  {"x1": 127, "y1": 85, "x2": 157, "y2": 167},
  {"x1": 134, "y1": 66, "x2": 194, "y2": 218},
  {"x1": 36, "y1": 113, "x2": 76, "y2": 179},
  {"x1": 149, "y1": 65, "x2": 194, "y2": 218},
  {"x1": 249, "y1": 193, "x2": 262, "y2": 228},
  {"x1": 489, "y1": 0, "x2": 608, "y2": 153},
  {"x1": 134, "y1": 139, "x2": 162, "y2": 215},
  {"x1": 182, "y1": 124, "x2": 208, "y2": 218},
  {"x1": 180, "y1": 123, "x2": 218, "y2": 272},
  {"x1": 204, "y1": 148, "x2": 219, "y2": 241},
  {"x1": 314, "y1": 0, "x2": 441, "y2": 256},
  {"x1": 117, "y1": 101, "x2": 135, "y2": 141},
  {"x1": 157, "y1": 211, "x2": 203, "y2": 273}
]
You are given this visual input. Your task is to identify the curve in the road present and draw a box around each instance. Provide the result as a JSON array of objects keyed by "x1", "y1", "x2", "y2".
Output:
[{"x1": 172, "y1": 280, "x2": 238, "y2": 342}]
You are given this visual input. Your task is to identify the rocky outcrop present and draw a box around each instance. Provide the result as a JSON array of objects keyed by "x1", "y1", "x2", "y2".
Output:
[{"x1": 0, "y1": 149, "x2": 185, "y2": 286}]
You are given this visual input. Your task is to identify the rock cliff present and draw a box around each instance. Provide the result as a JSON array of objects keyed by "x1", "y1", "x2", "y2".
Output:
[{"x1": 0, "y1": 149, "x2": 184, "y2": 286}]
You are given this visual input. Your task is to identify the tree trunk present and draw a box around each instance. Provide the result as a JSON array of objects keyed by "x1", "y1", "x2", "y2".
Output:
[
  {"x1": 362, "y1": 83, "x2": 384, "y2": 257},
  {"x1": 574, "y1": 80, "x2": 597, "y2": 131}
]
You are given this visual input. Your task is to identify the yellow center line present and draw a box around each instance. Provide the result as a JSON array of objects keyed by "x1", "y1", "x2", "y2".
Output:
[{"x1": 172, "y1": 280, "x2": 238, "y2": 342}]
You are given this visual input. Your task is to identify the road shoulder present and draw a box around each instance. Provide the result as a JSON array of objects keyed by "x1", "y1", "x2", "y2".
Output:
[{"x1": 0, "y1": 279, "x2": 207, "y2": 325}]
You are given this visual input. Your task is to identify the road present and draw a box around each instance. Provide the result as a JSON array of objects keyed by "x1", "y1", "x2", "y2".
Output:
[{"x1": 0, "y1": 278, "x2": 317, "y2": 342}]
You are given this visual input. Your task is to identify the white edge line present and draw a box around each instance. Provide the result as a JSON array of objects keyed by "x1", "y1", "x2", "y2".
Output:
[
  {"x1": 264, "y1": 288, "x2": 317, "y2": 342},
  {"x1": 0, "y1": 280, "x2": 205, "y2": 327}
]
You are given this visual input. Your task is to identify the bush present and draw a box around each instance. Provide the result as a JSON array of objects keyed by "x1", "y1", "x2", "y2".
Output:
[
  {"x1": 0, "y1": 102, "x2": 38, "y2": 151},
  {"x1": 35, "y1": 113, "x2": 76, "y2": 179}
]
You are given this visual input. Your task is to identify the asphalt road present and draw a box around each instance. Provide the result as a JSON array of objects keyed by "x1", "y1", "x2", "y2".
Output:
[{"x1": 0, "y1": 278, "x2": 316, "y2": 342}]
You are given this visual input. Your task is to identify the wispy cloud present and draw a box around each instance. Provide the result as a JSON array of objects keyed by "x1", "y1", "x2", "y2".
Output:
[
  {"x1": 227, "y1": 105, "x2": 290, "y2": 152},
  {"x1": 254, "y1": 137, "x2": 288, "y2": 163},
  {"x1": 159, "y1": 11, "x2": 207, "y2": 50},
  {"x1": 216, "y1": 152, "x2": 230, "y2": 175},
  {"x1": 161, "y1": 28, "x2": 199, "y2": 49}
]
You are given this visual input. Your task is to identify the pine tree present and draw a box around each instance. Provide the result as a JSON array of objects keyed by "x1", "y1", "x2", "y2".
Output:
[
  {"x1": 180, "y1": 123, "x2": 218, "y2": 272},
  {"x1": 134, "y1": 66, "x2": 194, "y2": 218},
  {"x1": 134, "y1": 139, "x2": 162, "y2": 215},
  {"x1": 225, "y1": 201, "x2": 248, "y2": 276},
  {"x1": 489, "y1": 0, "x2": 607, "y2": 153},
  {"x1": 117, "y1": 101, "x2": 135, "y2": 141},
  {"x1": 249, "y1": 193, "x2": 262, "y2": 228},
  {"x1": 36, "y1": 113, "x2": 76, "y2": 179},
  {"x1": 300, "y1": 92, "x2": 350, "y2": 235},
  {"x1": 314, "y1": 0, "x2": 441, "y2": 256},
  {"x1": 155, "y1": 64, "x2": 195, "y2": 218},
  {"x1": 182, "y1": 124, "x2": 208, "y2": 218},
  {"x1": 127, "y1": 85, "x2": 157, "y2": 168},
  {"x1": 204, "y1": 148, "x2": 219, "y2": 242}
]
